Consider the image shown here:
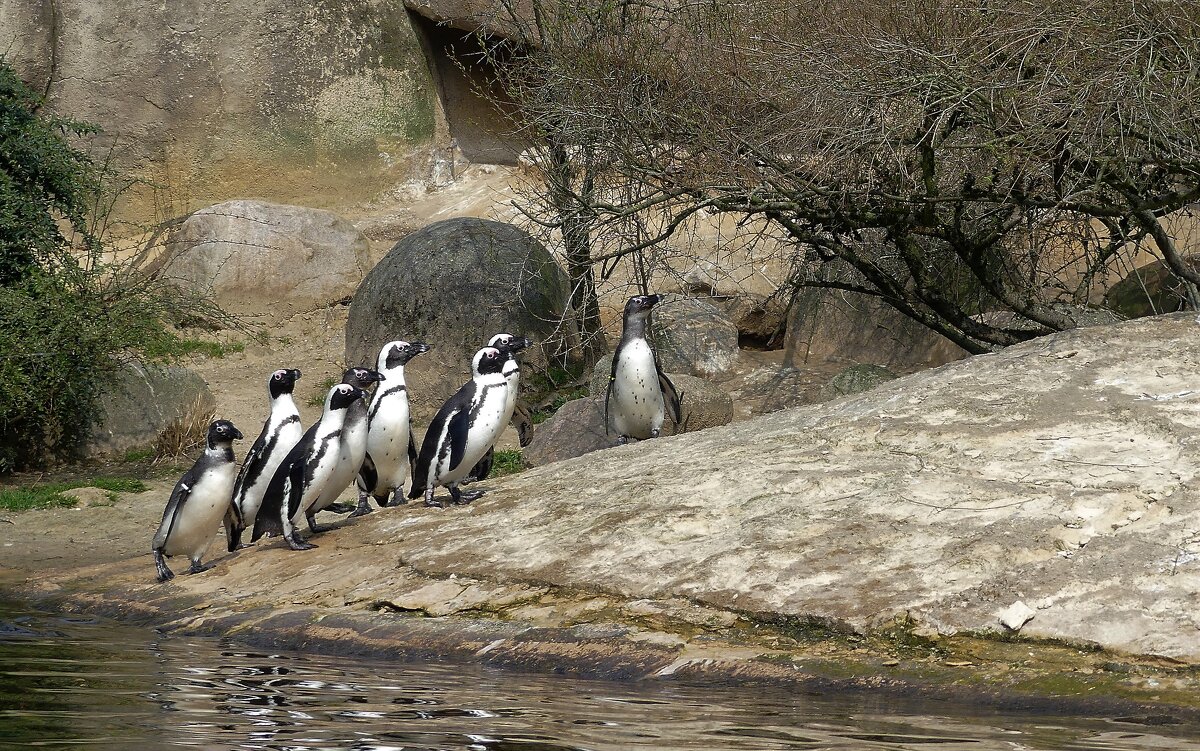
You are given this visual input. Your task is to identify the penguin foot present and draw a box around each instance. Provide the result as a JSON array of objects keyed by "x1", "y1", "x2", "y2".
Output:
[
  {"x1": 383, "y1": 492, "x2": 407, "y2": 508},
  {"x1": 650, "y1": 428, "x2": 661, "y2": 438},
  {"x1": 616, "y1": 435, "x2": 630, "y2": 445},
  {"x1": 324, "y1": 502, "x2": 358, "y2": 514},
  {"x1": 285, "y1": 531, "x2": 318, "y2": 551},
  {"x1": 153, "y1": 550, "x2": 174, "y2": 583},
  {"x1": 456, "y1": 489, "x2": 485, "y2": 504},
  {"x1": 188, "y1": 561, "x2": 213, "y2": 575},
  {"x1": 447, "y1": 485, "x2": 482, "y2": 505},
  {"x1": 422, "y1": 487, "x2": 443, "y2": 509},
  {"x1": 348, "y1": 497, "x2": 374, "y2": 518},
  {"x1": 306, "y1": 513, "x2": 333, "y2": 535}
]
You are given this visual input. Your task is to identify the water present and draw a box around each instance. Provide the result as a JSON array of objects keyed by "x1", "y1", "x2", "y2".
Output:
[{"x1": 0, "y1": 605, "x2": 1196, "y2": 750}]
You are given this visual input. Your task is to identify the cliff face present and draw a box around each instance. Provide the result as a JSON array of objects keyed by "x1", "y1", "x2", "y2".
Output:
[{"x1": 0, "y1": 0, "x2": 439, "y2": 214}]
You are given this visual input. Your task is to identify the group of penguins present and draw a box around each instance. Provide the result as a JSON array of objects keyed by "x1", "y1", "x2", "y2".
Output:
[{"x1": 150, "y1": 294, "x2": 683, "y2": 583}]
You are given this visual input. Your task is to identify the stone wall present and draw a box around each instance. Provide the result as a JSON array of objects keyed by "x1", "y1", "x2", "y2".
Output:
[{"x1": 0, "y1": 0, "x2": 440, "y2": 216}]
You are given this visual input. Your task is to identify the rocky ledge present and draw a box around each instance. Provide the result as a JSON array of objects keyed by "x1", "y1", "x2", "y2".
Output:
[{"x1": 9, "y1": 313, "x2": 1200, "y2": 716}]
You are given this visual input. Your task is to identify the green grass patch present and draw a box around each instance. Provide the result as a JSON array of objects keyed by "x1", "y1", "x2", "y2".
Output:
[
  {"x1": 0, "y1": 477, "x2": 148, "y2": 511},
  {"x1": 489, "y1": 449, "x2": 526, "y2": 478},
  {"x1": 143, "y1": 338, "x2": 245, "y2": 360},
  {"x1": 122, "y1": 447, "x2": 155, "y2": 463},
  {"x1": 307, "y1": 375, "x2": 342, "y2": 407}
]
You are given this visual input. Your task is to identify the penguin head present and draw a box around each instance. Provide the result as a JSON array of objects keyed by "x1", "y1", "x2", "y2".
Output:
[
  {"x1": 327, "y1": 383, "x2": 366, "y2": 411},
  {"x1": 624, "y1": 294, "x2": 662, "y2": 318},
  {"x1": 206, "y1": 419, "x2": 243, "y2": 449},
  {"x1": 342, "y1": 367, "x2": 385, "y2": 390},
  {"x1": 268, "y1": 368, "x2": 302, "y2": 398},
  {"x1": 489, "y1": 333, "x2": 533, "y2": 354},
  {"x1": 380, "y1": 340, "x2": 432, "y2": 370},
  {"x1": 472, "y1": 346, "x2": 505, "y2": 377}
]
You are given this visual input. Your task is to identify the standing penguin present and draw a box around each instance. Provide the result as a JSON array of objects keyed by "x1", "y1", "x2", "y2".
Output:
[
  {"x1": 223, "y1": 368, "x2": 303, "y2": 551},
  {"x1": 606, "y1": 294, "x2": 682, "y2": 443},
  {"x1": 408, "y1": 346, "x2": 510, "y2": 507},
  {"x1": 251, "y1": 383, "x2": 366, "y2": 551},
  {"x1": 303, "y1": 366, "x2": 384, "y2": 531},
  {"x1": 152, "y1": 419, "x2": 244, "y2": 582},
  {"x1": 464, "y1": 333, "x2": 532, "y2": 483},
  {"x1": 353, "y1": 340, "x2": 432, "y2": 513}
]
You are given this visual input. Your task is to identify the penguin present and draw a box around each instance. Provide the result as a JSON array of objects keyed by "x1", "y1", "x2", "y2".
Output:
[
  {"x1": 152, "y1": 419, "x2": 244, "y2": 582},
  {"x1": 408, "y1": 346, "x2": 511, "y2": 507},
  {"x1": 222, "y1": 368, "x2": 303, "y2": 551},
  {"x1": 303, "y1": 366, "x2": 384, "y2": 532},
  {"x1": 251, "y1": 383, "x2": 366, "y2": 551},
  {"x1": 353, "y1": 340, "x2": 431, "y2": 513},
  {"x1": 464, "y1": 333, "x2": 532, "y2": 483},
  {"x1": 605, "y1": 294, "x2": 682, "y2": 443}
]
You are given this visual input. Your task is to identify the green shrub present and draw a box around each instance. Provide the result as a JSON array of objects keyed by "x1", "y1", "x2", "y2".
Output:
[{"x1": 0, "y1": 59, "x2": 232, "y2": 473}]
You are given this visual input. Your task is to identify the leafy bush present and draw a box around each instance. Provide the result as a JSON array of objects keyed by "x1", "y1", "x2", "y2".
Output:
[{"x1": 0, "y1": 59, "x2": 230, "y2": 473}]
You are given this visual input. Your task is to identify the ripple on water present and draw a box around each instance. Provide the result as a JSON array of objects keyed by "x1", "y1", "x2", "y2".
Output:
[{"x1": 0, "y1": 606, "x2": 1198, "y2": 751}]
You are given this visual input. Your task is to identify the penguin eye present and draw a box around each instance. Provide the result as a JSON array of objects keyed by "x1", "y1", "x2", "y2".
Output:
[{"x1": 273, "y1": 372, "x2": 283, "y2": 380}]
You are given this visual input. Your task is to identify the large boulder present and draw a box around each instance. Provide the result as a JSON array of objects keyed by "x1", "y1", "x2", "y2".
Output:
[
  {"x1": 1104, "y1": 258, "x2": 1198, "y2": 319},
  {"x1": 1, "y1": 1, "x2": 436, "y2": 213},
  {"x1": 84, "y1": 362, "x2": 214, "y2": 458},
  {"x1": 346, "y1": 218, "x2": 571, "y2": 421},
  {"x1": 528, "y1": 366, "x2": 733, "y2": 466},
  {"x1": 649, "y1": 297, "x2": 740, "y2": 377},
  {"x1": 163, "y1": 201, "x2": 370, "y2": 314},
  {"x1": 787, "y1": 287, "x2": 967, "y2": 371}
]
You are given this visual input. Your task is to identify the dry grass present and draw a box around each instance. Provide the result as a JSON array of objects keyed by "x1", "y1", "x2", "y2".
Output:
[{"x1": 153, "y1": 396, "x2": 216, "y2": 461}]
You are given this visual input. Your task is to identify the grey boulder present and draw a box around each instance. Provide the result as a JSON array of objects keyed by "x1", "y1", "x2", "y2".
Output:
[
  {"x1": 163, "y1": 200, "x2": 370, "y2": 314},
  {"x1": 85, "y1": 362, "x2": 214, "y2": 458},
  {"x1": 649, "y1": 297, "x2": 740, "y2": 377},
  {"x1": 345, "y1": 218, "x2": 570, "y2": 421}
]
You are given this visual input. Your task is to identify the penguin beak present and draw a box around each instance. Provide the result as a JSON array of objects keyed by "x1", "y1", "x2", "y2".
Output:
[
  {"x1": 644, "y1": 294, "x2": 661, "y2": 307},
  {"x1": 505, "y1": 336, "x2": 532, "y2": 353},
  {"x1": 292, "y1": 369, "x2": 302, "y2": 380},
  {"x1": 233, "y1": 428, "x2": 244, "y2": 440},
  {"x1": 412, "y1": 342, "x2": 432, "y2": 355}
]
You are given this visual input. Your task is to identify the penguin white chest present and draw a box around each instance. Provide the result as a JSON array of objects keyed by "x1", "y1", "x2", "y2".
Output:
[
  {"x1": 164, "y1": 463, "x2": 236, "y2": 560},
  {"x1": 438, "y1": 379, "x2": 508, "y2": 484},
  {"x1": 611, "y1": 339, "x2": 665, "y2": 439},
  {"x1": 367, "y1": 389, "x2": 412, "y2": 487}
]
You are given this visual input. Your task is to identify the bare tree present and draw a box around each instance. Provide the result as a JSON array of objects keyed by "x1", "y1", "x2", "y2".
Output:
[{"x1": 490, "y1": 0, "x2": 1200, "y2": 354}]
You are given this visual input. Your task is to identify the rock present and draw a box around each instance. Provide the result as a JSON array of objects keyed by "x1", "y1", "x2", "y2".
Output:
[
  {"x1": 363, "y1": 313, "x2": 1200, "y2": 662},
  {"x1": 997, "y1": 600, "x2": 1037, "y2": 631},
  {"x1": 523, "y1": 396, "x2": 610, "y2": 467},
  {"x1": 818, "y1": 364, "x2": 898, "y2": 400},
  {"x1": 1104, "y1": 258, "x2": 1198, "y2": 319},
  {"x1": 787, "y1": 287, "x2": 967, "y2": 371},
  {"x1": 708, "y1": 293, "x2": 788, "y2": 347},
  {"x1": 345, "y1": 218, "x2": 571, "y2": 421},
  {"x1": 85, "y1": 362, "x2": 214, "y2": 458},
  {"x1": 61, "y1": 487, "x2": 113, "y2": 508},
  {"x1": 530, "y1": 368, "x2": 733, "y2": 466},
  {"x1": 164, "y1": 201, "x2": 370, "y2": 314},
  {"x1": 0, "y1": 3, "x2": 436, "y2": 212},
  {"x1": 649, "y1": 297, "x2": 740, "y2": 377}
]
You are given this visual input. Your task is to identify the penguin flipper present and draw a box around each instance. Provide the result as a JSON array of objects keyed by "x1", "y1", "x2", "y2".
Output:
[
  {"x1": 284, "y1": 457, "x2": 309, "y2": 522},
  {"x1": 446, "y1": 407, "x2": 470, "y2": 472},
  {"x1": 357, "y1": 451, "x2": 378, "y2": 495},
  {"x1": 407, "y1": 428, "x2": 418, "y2": 466},
  {"x1": 152, "y1": 477, "x2": 192, "y2": 552},
  {"x1": 603, "y1": 351, "x2": 620, "y2": 437},
  {"x1": 658, "y1": 368, "x2": 683, "y2": 424}
]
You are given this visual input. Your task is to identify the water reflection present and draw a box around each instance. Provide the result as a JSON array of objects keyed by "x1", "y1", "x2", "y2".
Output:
[{"x1": 0, "y1": 605, "x2": 1197, "y2": 750}]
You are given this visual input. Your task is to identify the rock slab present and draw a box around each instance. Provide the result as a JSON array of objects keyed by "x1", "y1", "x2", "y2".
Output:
[
  {"x1": 85, "y1": 362, "x2": 214, "y2": 458},
  {"x1": 164, "y1": 200, "x2": 370, "y2": 314}
]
